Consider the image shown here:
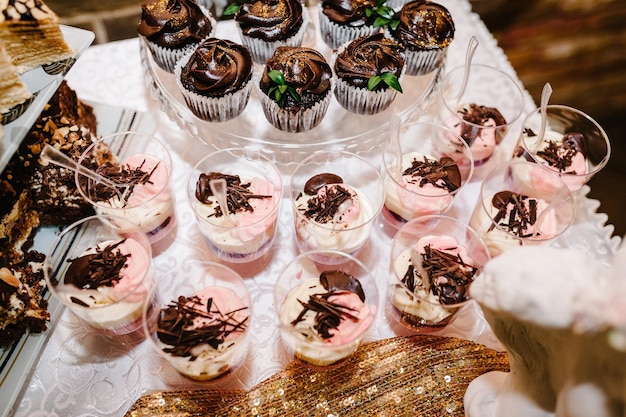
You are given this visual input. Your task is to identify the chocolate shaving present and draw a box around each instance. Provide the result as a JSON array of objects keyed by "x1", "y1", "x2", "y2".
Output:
[
  {"x1": 301, "y1": 184, "x2": 353, "y2": 224},
  {"x1": 157, "y1": 295, "x2": 249, "y2": 359},
  {"x1": 489, "y1": 191, "x2": 539, "y2": 238},
  {"x1": 64, "y1": 239, "x2": 129, "y2": 291},
  {"x1": 87, "y1": 159, "x2": 159, "y2": 205},
  {"x1": 403, "y1": 156, "x2": 461, "y2": 192},
  {"x1": 195, "y1": 172, "x2": 272, "y2": 217},
  {"x1": 291, "y1": 271, "x2": 365, "y2": 339},
  {"x1": 457, "y1": 103, "x2": 507, "y2": 145},
  {"x1": 536, "y1": 132, "x2": 586, "y2": 173},
  {"x1": 402, "y1": 245, "x2": 477, "y2": 305}
]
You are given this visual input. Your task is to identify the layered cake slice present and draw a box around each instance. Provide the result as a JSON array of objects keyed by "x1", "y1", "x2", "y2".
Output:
[
  {"x1": 0, "y1": 43, "x2": 33, "y2": 122},
  {"x1": 0, "y1": 0, "x2": 75, "y2": 73}
]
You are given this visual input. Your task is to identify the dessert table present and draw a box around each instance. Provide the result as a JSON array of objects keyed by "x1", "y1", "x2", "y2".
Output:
[{"x1": 9, "y1": 0, "x2": 621, "y2": 415}]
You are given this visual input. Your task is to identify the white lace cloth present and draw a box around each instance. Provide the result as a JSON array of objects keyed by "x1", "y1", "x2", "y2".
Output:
[{"x1": 12, "y1": 1, "x2": 621, "y2": 415}]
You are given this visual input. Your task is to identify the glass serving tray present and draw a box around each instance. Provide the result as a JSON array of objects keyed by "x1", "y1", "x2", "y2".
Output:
[
  {"x1": 0, "y1": 103, "x2": 156, "y2": 417},
  {"x1": 0, "y1": 25, "x2": 95, "y2": 172},
  {"x1": 140, "y1": 7, "x2": 442, "y2": 166}
]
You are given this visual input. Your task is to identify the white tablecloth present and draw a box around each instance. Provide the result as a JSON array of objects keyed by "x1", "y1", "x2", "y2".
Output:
[{"x1": 12, "y1": 1, "x2": 621, "y2": 415}]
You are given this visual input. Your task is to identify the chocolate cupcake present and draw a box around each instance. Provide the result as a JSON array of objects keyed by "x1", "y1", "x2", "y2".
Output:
[
  {"x1": 175, "y1": 38, "x2": 254, "y2": 122},
  {"x1": 386, "y1": 0, "x2": 454, "y2": 75},
  {"x1": 333, "y1": 33, "x2": 404, "y2": 115},
  {"x1": 137, "y1": 0, "x2": 216, "y2": 73},
  {"x1": 258, "y1": 46, "x2": 333, "y2": 133},
  {"x1": 234, "y1": 0, "x2": 309, "y2": 64},
  {"x1": 318, "y1": 0, "x2": 381, "y2": 50}
]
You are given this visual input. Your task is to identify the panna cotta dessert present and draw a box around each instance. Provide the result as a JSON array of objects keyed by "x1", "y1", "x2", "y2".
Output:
[
  {"x1": 390, "y1": 234, "x2": 478, "y2": 330},
  {"x1": 443, "y1": 102, "x2": 507, "y2": 166},
  {"x1": 470, "y1": 190, "x2": 559, "y2": 257},
  {"x1": 383, "y1": 152, "x2": 462, "y2": 224},
  {"x1": 155, "y1": 285, "x2": 250, "y2": 380},
  {"x1": 278, "y1": 268, "x2": 375, "y2": 366},
  {"x1": 191, "y1": 171, "x2": 279, "y2": 261},
  {"x1": 516, "y1": 128, "x2": 589, "y2": 191},
  {"x1": 87, "y1": 154, "x2": 176, "y2": 243},
  {"x1": 293, "y1": 173, "x2": 375, "y2": 256},
  {"x1": 52, "y1": 237, "x2": 154, "y2": 333}
]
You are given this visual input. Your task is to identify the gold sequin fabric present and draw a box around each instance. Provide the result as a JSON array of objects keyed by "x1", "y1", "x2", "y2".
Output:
[{"x1": 125, "y1": 335, "x2": 509, "y2": 417}]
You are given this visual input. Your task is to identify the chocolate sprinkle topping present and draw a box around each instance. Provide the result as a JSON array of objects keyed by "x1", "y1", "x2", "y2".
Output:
[
  {"x1": 64, "y1": 239, "x2": 129, "y2": 291},
  {"x1": 291, "y1": 271, "x2": 365, "y2": 339},
  {"x1": 301, "y1": 183, "x2": 353, "y2": 224},
  {"x1": 489, "y1": 190, "x2": 539, "y2": 238},
  {"x1": 403, "y1": 156, "x2": 461, "y2": 192},
  {"x1": 157, "y1": 294, "x2": 249, "y2": 359},
  {"x1": 195, "y1": 172, "x2": 272, "y2": 217}
]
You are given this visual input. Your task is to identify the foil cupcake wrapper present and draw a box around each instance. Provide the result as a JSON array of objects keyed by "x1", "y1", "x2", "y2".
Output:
[
  {"x1": 385, "y1": 28, "x2": 448, "y2": 76},
  {"x1": 236, "y1": 7, "x2": 310, "y2": 65},
  {"x1": 141, "y1": 8, "x2": 217, "y2": 73},
  {"x1": 174, "y1": 54, "x2": 253, "y2": 122},
  {"x1": 257, "y1": 77, "x2": 335, "y2": 133},
  {"x1": 318, "y1": 5, "x2": 381, "y2": 50}
]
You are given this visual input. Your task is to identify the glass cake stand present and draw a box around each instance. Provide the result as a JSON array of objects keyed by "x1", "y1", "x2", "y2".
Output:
[{"x1": 140, "y1": 10, "x2": 442, "y2": 167}]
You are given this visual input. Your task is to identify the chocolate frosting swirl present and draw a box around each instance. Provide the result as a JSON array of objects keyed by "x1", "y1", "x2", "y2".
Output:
[
  {"x1": 260, "y1": 46, "x2": 332, "y2": 108},
  {"x1": 392, "y1": 0, "x2": 455, "y2": 51},
  {"x1": 180, "y1": 38, "x2": 253, "y2": 97},
  {"x1": 235, "y1": 0, "x2": 304, "y2": 42},
  {"x1": 137, "y1": 0, "x2": 214, "y2": 48},
  {"x1": 334, "y1": 34, "x2": 405, "y2": 90},
  {"x1": 321, "y1": 0, "x2": 377, "y2": 26}
]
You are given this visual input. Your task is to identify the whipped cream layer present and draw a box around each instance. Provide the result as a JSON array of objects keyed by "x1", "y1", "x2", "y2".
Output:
[
  {"x1": 95, "y1": 154, "x2": 175, "y2": 243},
  {"x1": 280, "y1": 274, "x2": 373, "y2": 366},
  {"x1": 294, "y1": 181, "x2": 374, "y2": 254},
  {"x1": 384, "y1": 152, "x2": 460, "y2": 222},
  {"x1": 470, "y1": 191, "x2": 559, "y2": 257},
  {"x1": 60, "y1": 238, "x2": 152, "y2": 331},
  {"x1": 193, "y1": 173, "x2": 277, "y2": 257},
  {"x1": 156, "y1": 286, "x2": 249, "y2": 380},
  {"x1": 391, "y1": 235, "x2": 476, "y2": 327}
]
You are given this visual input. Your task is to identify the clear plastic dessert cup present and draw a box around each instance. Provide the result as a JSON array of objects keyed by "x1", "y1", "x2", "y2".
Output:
[
  {"x1": 437, "y1": 64, "x2": 525, "y2": 169},
  {"x1": 381, "y1": 121, "x2": 474, "y2": 229},
  {"x1": 44, "y1": 214, "x2": 157, "y2": 336},
  {"x1": 187, "y1": 148, "x2": 283, "y2": 263},
  {"x1": 387, "y1": 215, "x2": 490, "y2": 333},
  {"x1": 469, "y1": 160, "x2": 575, "y2": 258},
  {"x1": 75, "y1": 131, "x2": 176, "y2": 245},
  {"x1": 512, "y1": 104, "x2": 611, "y2": 192},
  {"x1": 274, "y1": 250, "x2": 379, "y2": 367},
  {"x1": 143, "y1": 259, "x2": 251, "y2": 381},
  {"x1": 289, "y1": 150, "x2": 384, "y2": 264}
]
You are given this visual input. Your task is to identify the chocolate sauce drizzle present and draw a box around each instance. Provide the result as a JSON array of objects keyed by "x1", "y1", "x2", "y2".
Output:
[
  {"x1": 195, "y1": 172, "x2": 272, "y2": 217},
  {"x1": 536, "y1": 132, "x2": 586, "y2": 173},
  {"x1": 88, "y1": 159, "x2": 159, "y2": 205},
  {"x1": 157, "y1": 295, "x2": 249, "y2": 359},
  {"x1": 403, "y1": 156, "x2": 461, "y2": 192},
  {"x1": 64, "y1": 239, "x2": 129, "y2": 292},
  {"x1": 291, "y1": 270, "x2": 365, "y2": 339},
  {"x1": 402, "y1": 245, "x2": 477, "y2": 305},
  {"x1": 489, "y1": 190, "x2": 539, "y2": 238}
]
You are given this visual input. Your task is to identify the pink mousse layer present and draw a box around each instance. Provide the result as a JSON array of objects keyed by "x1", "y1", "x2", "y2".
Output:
[
  {"x1": 124, "y1": 154, "x2": 171, "y2": 206},
  {"x1": 324, "y1": 291, "x2": 372, "y2": 346},
  {"x1": 185, "y1": 286, "x2": 248, "y2": 343},
  {"x1": 97, "y1": 238, "x2": 151, "y2": 303}
]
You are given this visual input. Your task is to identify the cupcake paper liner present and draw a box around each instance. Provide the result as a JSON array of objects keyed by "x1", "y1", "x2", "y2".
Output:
[
  {"x1": 142, "y1": 8, "x2": 216, "y2": 73},
  {"x1": 385, "y1": 28, "x2": 448, "y2": 76},
  {"x1": 174, "y1": 53, "x2": 253, "y2": 122},
  {"x1": 331, "y1": 42, "x2": 406, "y2": 115},
  {"x1": 318, "y1": 5, "x2": 381, "y2": 50},
  {"x1": 257, "y1": 78, "x2": 335, "y2": 133},
  {"x1": 236, "y1": 8, "x2": 310, "y2": 65}
]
